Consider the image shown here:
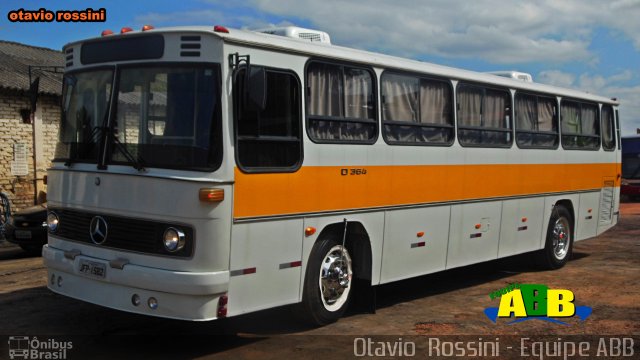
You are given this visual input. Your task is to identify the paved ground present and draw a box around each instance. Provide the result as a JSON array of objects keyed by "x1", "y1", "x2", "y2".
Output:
[{"x1": 0, "y1": 203, "x2": 639, "y2": 359}]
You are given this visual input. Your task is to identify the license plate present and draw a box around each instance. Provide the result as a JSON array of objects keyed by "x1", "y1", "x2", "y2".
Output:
[
  {"x1": 14, "y1": 230, "x2": 32, "y2": 239},
  {"x1": 78, "y1": 259, "x2": 107, "y2": 279}
]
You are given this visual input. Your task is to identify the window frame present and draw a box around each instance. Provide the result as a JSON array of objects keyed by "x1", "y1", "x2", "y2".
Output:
[
  {"x1": 380, "y1": 70, "x2": 455, "y2": 147},
  {"x1": 601, "y1": 104, "x2": 616, "y2": 151},
  {"x1": 514, "y1": 91, "x2": 560, "y2": 150},
  {"x1": 455, "y1": 82, "x2": 514, "y2": 148},
  {"x1": 304, "y1": 58, "x2": 378, "y2": 145},
  {"x1": 233, "y1": 65, "x2": 303, "y2": 173},
  {"x1": 560, "y1": 98, "x2": 601, "y2": 151}
]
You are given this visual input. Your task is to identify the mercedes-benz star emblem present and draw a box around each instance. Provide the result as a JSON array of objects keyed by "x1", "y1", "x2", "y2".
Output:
[{"x1": 89, "y1": 216, "x2": 108, "y2": 245}]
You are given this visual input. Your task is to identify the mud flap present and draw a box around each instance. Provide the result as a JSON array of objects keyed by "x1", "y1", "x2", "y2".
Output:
[{"x1": 350, "y1": 278, "x2": 376, "y2": 314}]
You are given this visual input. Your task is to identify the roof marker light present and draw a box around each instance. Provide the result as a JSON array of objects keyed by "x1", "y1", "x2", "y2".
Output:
[
  {"x1": 142, "y1": 25, "x2": 154, "y2": 31},
  {"x1": 101, "y1": 29, "x2": 114, "y2": 36},
  {"x1": 120, "y1": 27, "x2": 134, "y2": 34},
  {"x1": 213, "y1": 25, "x2": 229, "y2": 33}
]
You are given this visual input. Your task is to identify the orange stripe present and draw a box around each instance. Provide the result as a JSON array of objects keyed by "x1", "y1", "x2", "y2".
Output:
[{"x1": 234, "y1": 163, "x2": 620, "y2": 219}]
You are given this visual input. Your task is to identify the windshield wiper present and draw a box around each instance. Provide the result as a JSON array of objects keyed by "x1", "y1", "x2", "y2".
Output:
[
  {"x1": 64, "y1": 107, "x2": 105, "y2": 167},
  {"x1": 109, "y1": 132, "x2": 146, "y2": 172}
]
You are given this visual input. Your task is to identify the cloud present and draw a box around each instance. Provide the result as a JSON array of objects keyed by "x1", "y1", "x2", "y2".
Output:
[
  {"x1": 146, "y1": 0, "x2": 640, "y2": 64},
  {"x1": 139, "y1": 0, "x2": 640, "y2": 134},
  {"x1": 227, "y1": 0, "x2": 618, "y2": 64}
]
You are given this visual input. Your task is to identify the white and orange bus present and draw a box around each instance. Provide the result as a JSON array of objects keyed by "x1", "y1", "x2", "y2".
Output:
[{"x1": 43, "y1": 25, "x2": 620, "y2": 325}]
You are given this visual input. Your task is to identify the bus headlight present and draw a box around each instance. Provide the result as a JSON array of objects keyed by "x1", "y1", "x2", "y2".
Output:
[
  {"x1": 163, "y1": 227, "x2": 185, "y2": 252},
  {"x1": 47, "y1": 212, "x2": 59, "y2": 232}
]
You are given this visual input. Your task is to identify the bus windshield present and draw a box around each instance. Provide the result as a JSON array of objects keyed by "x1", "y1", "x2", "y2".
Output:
[{"x1": 55, "y1": 65, "x2": 222, "y2": 171}]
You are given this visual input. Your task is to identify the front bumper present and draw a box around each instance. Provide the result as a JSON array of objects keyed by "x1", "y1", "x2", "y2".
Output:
[{"x1": 43, "y1": 244, "x2": 229, "y2": 320}]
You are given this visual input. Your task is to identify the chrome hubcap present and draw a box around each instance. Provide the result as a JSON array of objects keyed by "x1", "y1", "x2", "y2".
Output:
[
  {"x1": 552, "y1": 217, "x2": 570, "y2": 260},
  {"x1": 319, "y1": 245, "x2": 352, "y2": 311}
]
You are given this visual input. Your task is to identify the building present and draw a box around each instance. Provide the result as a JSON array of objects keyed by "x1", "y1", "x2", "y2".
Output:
[{"x1": 0, "y1": 41, "x2": 63, "y2": 210}]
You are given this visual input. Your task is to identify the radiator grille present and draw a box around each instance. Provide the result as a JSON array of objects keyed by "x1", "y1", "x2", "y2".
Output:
[{"x1": 50, "y1": 208, "x2": 193, "y2": 257}]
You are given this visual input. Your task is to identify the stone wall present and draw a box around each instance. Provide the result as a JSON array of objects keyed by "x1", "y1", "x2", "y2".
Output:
[{"x1": 0, "y1": 90, "x2": 60, "y2": 211}]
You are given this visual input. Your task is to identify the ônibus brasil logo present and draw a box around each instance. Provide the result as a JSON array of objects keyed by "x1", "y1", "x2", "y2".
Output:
[{"x1": 484, "y1": 283, "x2": 592, "y2": 325}]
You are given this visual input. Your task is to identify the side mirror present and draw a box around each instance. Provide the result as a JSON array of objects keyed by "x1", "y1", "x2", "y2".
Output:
[{"x1": 246, "y1": 66, "x2": 266, "y2": 111}]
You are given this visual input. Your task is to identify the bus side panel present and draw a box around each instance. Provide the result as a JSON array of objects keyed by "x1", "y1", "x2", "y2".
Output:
[
  {"x1": 576, "y1": 192, "x2": 600, "y2": 241},
  {"x1": 498, "y1": 198, "x2": 545, "y2": 258},
  {"x1": 227, "y1": 219, "x2": 303, "y2": 316},
  {"x1": 446, "y1": 201, "x2": 502, "y2": 269},
  {"x1": 300, "y1": 212, "x2": 384, "y2": 297},
  {"x1": 379, "y1": 206, "x2": 451, "y2": 283}
]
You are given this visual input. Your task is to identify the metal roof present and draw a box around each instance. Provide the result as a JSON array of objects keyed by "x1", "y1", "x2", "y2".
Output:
[{"x1": 0, "y1": 40, "x2": 64, "y2": 96}]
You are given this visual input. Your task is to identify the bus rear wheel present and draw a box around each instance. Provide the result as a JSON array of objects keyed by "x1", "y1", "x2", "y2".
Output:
[
  {"x1": 300, "y1": 238, "x2": 353, "y2": 326},
  {"x1": 537, "y1": 205, "x2": 573, "y2": 270}
]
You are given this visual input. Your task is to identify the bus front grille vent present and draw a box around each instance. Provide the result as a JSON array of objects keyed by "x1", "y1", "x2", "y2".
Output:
[
  {"x1": 65, "y1": 47, "x2": 74, "y2": 67},
  {"x1": 180, "y1": 35, "x2": 201, "y2": 57}
]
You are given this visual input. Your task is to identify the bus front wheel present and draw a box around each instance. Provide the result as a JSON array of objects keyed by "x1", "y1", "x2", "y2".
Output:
[
  {"x1": 300, "y1": 237, "x2": 353, "y2": 325},
  {"x1": 537, "y1": 205, "x2": 573, "y2": 270}
]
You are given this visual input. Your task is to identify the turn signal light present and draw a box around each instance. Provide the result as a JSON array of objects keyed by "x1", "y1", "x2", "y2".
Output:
[
  {"x1": 416, "y1": 231, "x2": 425, "y2": 238},
  {"x1": 474, "y1": 223, "x2": 482, "y2": 229},
  {"x1": 199, "y1": 188, "x2": 224, "y2": 202},
  {"x1": 305, "y1": 227, "x2": 316, "y2": 237}
]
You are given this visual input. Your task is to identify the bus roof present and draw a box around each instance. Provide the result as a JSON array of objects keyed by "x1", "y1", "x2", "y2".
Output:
[{"x1": 70, "y1": 25, "x2": 619, "y2": 105}]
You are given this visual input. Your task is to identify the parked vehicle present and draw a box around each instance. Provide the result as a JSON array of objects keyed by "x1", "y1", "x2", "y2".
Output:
[
  {"x1": 4, "y1": 203, "x2": 47, "y2": 254},
  {"x1": 622, "y1": 137, "x2": 640, "y2": 200}
]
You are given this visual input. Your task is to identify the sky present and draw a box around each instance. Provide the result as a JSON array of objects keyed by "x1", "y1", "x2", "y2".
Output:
[{"x1": 2, "y1": 0, "x2": 640, "y2": 135}]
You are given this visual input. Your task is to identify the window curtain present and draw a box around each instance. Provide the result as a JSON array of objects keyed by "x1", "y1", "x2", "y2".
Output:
[
  {"x1": 458, "y1": 86, "x2": 482, "y2": 127},
  {"x1": 344, "y1": 68, "x2": 373, "y2": 119},
  {"x1": 537, "y1": 98, "x2": 554, "y2": 132},
  {"x1": 308, "y1": 63, "x2": 343, "y2": 117},
  {"x1": 483, "y1": 89, "x2": 507, "y2": 128},
  {"x1": 420, "y1": 81, "x2": 450, "y2": 125},
  {"x1": 516, "y1": 95, "x2": 536, "y2": 131},
  {"x1": 382, "y1": 74, "x2": 418, "y2": 122},
  {"x1": 602, "y1": 106, "x2": 614, "y2": 147},
  {"x1": 581, "y1": 104, "x2": 597, "y2": 135},
  {"x1": 561, "y1": 103, "x2": 580, "y2": 134}
]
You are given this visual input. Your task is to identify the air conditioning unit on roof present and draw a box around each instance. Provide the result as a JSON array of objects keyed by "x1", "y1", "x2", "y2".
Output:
[
  {"x1": 255, "y1": 26, "x2": 331, "y2": 44},
  {"x1": 486, "y1": 71, "x2": 533, "y2": 82}
]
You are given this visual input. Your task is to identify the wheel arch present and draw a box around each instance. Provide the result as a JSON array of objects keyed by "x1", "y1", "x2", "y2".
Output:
[
  {"x1": 314, "y1": 221, "x2": 373, "y2": 282},
  {"x1": 554, "y1": 199, "x2": 575, "y2": 232}
]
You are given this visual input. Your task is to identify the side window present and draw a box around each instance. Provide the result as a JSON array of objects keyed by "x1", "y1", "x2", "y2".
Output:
[
  {"x1": 561, "y1": 100, "x2": 600, "y2": 150},
  {"x1": 234, "y1": 67, "x2": 302, "y2": 171},
  {"x1": 381, "y1": 72, "x2": 453, "y2": 145},
  {"x1": 457, "y1": 83, "x2": 512, "y2": 147},
  {"x1": 306, "y1": 61, "x2": 377, "y2": 143},
  {"x1": 601, "y1": 105, "x2": 615, "y2": 151},
  {"x1": 515, "y1": 93, "x2": 559, "y2": 149}
]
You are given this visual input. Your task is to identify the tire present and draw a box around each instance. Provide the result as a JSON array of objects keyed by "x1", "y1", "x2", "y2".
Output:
[
  {"x1": 537, "y1": 205, "x2": 573, "y2": 270},
  {"x1": 300, "y1": 237, "x2": 353, "y2": 326}
]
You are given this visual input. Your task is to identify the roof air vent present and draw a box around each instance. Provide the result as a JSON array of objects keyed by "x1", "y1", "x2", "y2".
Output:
[{"x1": 255, "y1": 26, "x2": 331, "y2": 44}]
